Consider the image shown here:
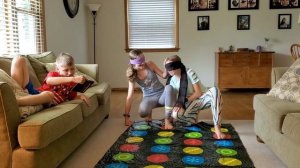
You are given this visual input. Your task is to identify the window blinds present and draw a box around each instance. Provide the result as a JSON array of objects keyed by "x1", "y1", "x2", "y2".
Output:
[
  {"x1": 126, "y1": 0, "x2": 178, "y2": 50},
  {"x1": 0, "y1": 0, "x2": 45, "y2": 55}
]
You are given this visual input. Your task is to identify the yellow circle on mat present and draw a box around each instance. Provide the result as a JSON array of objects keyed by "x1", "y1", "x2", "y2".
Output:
[
  {"x1": 144, "y1": 165, "x2": 164, "y2": 168},
  {"x1": 211, "y1": 127, "x2": 228, "y2": 133},
  {"x1": 157, "y1": 131, "x2": 174, "y2": 137},
  {"x1": 218, "y1": 157, "x2": 242, "y2": 166},
  {"x1": 183, "y1": 147, "x2": 203, "y2": 155},
  {"x1": 126, "y1": 137, "x2": 144, "y2": 143}
]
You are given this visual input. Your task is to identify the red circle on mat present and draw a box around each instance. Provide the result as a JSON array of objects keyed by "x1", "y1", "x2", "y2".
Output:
[
  {"x1": 147, "y1": 154, "x2": 169, "y2": 163},
  {"x1": 119, "y1": 144, "x2": 140, "y2": 152},
  {"x1": 184, "y1": 139, "x2": 203, "y2": 146},
  {"x1": 213, "y1": 133, "x2": 232, "y2": 139}
]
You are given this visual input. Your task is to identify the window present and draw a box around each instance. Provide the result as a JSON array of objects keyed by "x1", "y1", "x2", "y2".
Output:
[
  {"x1": 125, "y1": 0, "x2": 179, "y2": 52},
  {"x1": 0, "y1": 0, "x2": 45, "y2": 55}
]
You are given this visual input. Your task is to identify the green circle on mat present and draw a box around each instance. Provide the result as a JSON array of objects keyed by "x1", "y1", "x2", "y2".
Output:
[
  {"x1": 113, "y1": 152, "x2": 134, "y2": 162},
  {"x1": 184, "y1": 132, "x2": 202, "y2": 138},
  {"x1": 216, "y1": 148, "x2": 237, "y2": 156},
  {"x1": 154, "y1": 138, "x2": 173, "y2": 144},
  {"x1": 218, "y1": 157, "x2": 242, "y2": 166},
  {"x1": 134, "y1": 124, "x2": 151, "y2": 130}
]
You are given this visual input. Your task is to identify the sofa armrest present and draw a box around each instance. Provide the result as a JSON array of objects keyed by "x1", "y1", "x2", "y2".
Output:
[
  {"x1": 271, "y1": 67, "x2": 289, "y2": 87},
  {"x1": 0, "y1": 82, "x2": 20, "y2": 168},
  {"x1": 76, "y1": 64, "x2": 99, "y2": 82}
]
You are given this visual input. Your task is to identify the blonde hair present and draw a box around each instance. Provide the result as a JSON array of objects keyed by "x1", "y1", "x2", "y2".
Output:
[
  {"x1": 56, "y1": 53, "x2": 74, "y2": 67},
  {"x1": 126, "y1": 49, "x2": 144, "y2": 82}
]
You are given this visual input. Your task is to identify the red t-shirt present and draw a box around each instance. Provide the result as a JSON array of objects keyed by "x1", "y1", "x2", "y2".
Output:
[{"x1": 38, "y1": 71, "x2": 77, "y2": 105}]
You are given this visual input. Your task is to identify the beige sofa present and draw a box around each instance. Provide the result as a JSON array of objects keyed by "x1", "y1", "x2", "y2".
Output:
[
  {"x1": 253, "y1": 67, "x2": 300, "y2": 168},
  {"x1": 0, "y1": 52, "x2": 111, "y2": 168}
]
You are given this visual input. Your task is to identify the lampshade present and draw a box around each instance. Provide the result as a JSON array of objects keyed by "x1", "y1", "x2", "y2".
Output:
[{"x1": 87, "y1": 4, "x2": 101, "y2": 12}]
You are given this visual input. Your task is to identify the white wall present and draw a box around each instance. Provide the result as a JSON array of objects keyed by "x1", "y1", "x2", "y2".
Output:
[
  {"x1": 45, "y1": 0, "x2": 89, "y2": 63},
  {"x1": 46, "y1": 0, "x2": 300, "y2": 88}
]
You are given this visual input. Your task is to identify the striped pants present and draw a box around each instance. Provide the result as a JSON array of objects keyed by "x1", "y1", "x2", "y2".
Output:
[{"x1": 177, "y1": 86, "x2": 223, "y2": 126}]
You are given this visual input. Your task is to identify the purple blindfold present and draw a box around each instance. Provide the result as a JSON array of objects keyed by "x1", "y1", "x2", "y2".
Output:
[{"x1": 129, "y1": 55, "x2": 145, "y2": 65}]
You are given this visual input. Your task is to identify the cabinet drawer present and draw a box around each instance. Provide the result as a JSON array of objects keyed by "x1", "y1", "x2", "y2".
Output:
[
  {"x1": 219, "y1": 54, "x2": 233, "y2": 67},
  {"x1": 219, "y1": 67, "x2": 246, "y2": 88}
]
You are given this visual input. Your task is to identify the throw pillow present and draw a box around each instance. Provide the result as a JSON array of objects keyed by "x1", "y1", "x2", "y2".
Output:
[
  {"x1": 44, "y1": 63, "x2": 98, "y2": 85},
  {"x1": 0, "y1": 69, "x2": 43, "y2": 120},
  {"x1": 27, "y1": 56, "x2": 49, "y2": 84},
  {"x1": 268, "y1": 59, "x2": 300, "y2": 103}
]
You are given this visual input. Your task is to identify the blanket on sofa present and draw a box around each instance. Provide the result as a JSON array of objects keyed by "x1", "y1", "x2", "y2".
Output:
[{"x1": 96, "y1": 120, "x2": 254, "y2": 168}]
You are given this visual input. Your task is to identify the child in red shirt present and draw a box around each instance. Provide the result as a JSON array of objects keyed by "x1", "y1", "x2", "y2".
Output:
[{"x1": 38, "y1": 53, "x2": 91, "y2": 106}]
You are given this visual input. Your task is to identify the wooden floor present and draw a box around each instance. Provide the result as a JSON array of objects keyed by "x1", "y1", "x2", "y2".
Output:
[{"x1": 110, "y1": 89, "x2": 269, "y2": 121}]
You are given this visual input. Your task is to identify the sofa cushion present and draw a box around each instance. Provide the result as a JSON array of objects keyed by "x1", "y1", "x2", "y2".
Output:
[
  {"x1": 282, "y1": 113, "x2": 300, "y2": 144},
  {"x1": 62, "y1": 93, "x2": 99, "y2": 118},
  {"x1": 27, "y1": 56, "x2": 49, "y2": 84},
  {"x1": 86, "y1": 82, "x2": 111, "y2": 105},
  {"x1": 18, "y1": 104, "x2": 83, "y2": 149},
  {"x1": 253, "y1": 94, "x2": 300, "y2": 131},
  {"x1": 268, "y1": 58, "x2": 300, "y2": 103},
  {"x1": 28, "y1": 51, "x2": 57, "y2": 63}
]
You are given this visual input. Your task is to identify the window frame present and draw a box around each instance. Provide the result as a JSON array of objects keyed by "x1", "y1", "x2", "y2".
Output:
[{"x1": 124, "y1": 0, "x2": 179, "y2": 52}]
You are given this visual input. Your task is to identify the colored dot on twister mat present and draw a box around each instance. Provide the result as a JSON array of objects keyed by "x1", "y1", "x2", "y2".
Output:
[
  {"x1": 185, "y1": 126, "x2": 201, "y2": 132},
  {"x1": 184, "y1": 132, "x2": 202, "y2": 138},
  {"x1": 147, "y1": 154, "x2": 169, "y2": 163},
  {"x1": 157, "y1": 131, "x2": 174, "y2": 137},
  {"x1": 216, "y1": 148, "x2": 237, "y2": 156},
  {"x1": 143, "y1": 165, "x2": 164, "y2": 168},
  {"x1": 134, "y1": 124, "x2": 151, "y2": 130},
  {"x1": 183, "y1": 147, "x2": 203, "y2": 155},
  {"x1": 131, "y1": 130, "x2": 148, "y2": 136},
  {"x1": 154, "y1": 138, "x2": 173, "y2": 144},
  {"x1": 151, "y1": 145, "x2": 171, "y2": 153},
  {"x1": 214, "y1": 140, "x2": 234, "y2": 147},
  {"x1": 184, "y1": 139, "x2": 203, "y2": 146},
  {"x1": 113, "y1": 153, "x2": 134, "y2": 162},
  {"x1": 218, "y1": 158, "x2": 242, "y2": 166},
  {"x1": 182, "y1": 156, "x2": 205, "y2": 166},
  {"x1": 126, "y1": 137, "x2": 144, "y2": 143},
  {"x1": 211, "y1": 127, "x2": 228, "y2": 133},
  {"x1": 119, "y1": 144, "x2": 140, "y2": 152},
  {"x1": 105, "y1": 162, "x2": 128, "y2": 168}
]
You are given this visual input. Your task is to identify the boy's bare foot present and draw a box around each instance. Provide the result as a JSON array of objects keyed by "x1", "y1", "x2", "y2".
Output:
[
  {"x1": 164, "y1": 118, "x2": 173, "y2": 130},
  {"x1": 214, "y1": 125, "x2": 226, "y2": 139},
  {"x1": 125, "y1": 118, "x2": 133, "y2": 126}
]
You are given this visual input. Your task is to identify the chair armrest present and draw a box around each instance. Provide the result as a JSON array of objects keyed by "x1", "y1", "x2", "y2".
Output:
[
  {"x1": 75, "y1": 64, "x2": 99, "y2": 82},
  {"x1": 271, "y1": 67, "x2": 289, "y2": 86}
]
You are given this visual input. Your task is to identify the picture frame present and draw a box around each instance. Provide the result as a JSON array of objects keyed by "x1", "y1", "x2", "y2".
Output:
[
  {"x1": 237, "y1": 15, "x2": 250, "y2": 30},
  {"x1": 189, "y1": 0, "x2": 219, "y2": 11},
  {"x1": 197, "y1": 16, "x2": 210, "y2": 30},
  {"x1": 228, "y1": 0, "x2": 259, "y2": 10},
  {"x1": 278, "y1": 14, "x2": 292, "y2": 29},
  {"x1": 270, "y1": 0, "x2": 300, "y2": 9}
]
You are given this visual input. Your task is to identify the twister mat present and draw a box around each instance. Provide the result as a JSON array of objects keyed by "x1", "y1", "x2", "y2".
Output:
[{"x1": 95, "y1": 120, "x2": 255, "y2": 168}]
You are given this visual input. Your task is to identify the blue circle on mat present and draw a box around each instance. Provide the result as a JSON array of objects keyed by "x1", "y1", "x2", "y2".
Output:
[
  {"x1": 151, "y1": 145, "x2": 171, "y2": 153},
  {"x1": 214, "y1": 140, "x2": 234, "y2": 147},
  {"x1": 105, "y1": 162, "x2": 128, "y2": 168},
  {"x1": 185, "y1": 126, "x2": 201, "y2": 132},
  {"x1": 131, "y1": 130, "x2": 148, "y2": 137},
  {"x1": 182, "y1": 156, "x2": 205, "y2": 166}
]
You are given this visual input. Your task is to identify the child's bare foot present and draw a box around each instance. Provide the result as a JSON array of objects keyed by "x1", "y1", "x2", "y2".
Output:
[
  {"x1": 125, "y1": 117, "x2": 133, "y2": 126},
  {"x1": 164, "y1": 118, "x2": 173, "y2": 130},
  {"x1": 214, "y1": 125, "x2": 226, "y2": 139}
]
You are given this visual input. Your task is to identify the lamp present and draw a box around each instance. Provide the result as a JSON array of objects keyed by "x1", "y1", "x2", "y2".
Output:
[{"x1": 87, "y1": 3, "x2": 101, "y2": 63}]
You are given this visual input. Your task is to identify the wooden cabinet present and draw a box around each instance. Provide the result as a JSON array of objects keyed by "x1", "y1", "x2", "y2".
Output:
[{"x1": 215, "y1": 52, "x2": 274, "y2": 90}]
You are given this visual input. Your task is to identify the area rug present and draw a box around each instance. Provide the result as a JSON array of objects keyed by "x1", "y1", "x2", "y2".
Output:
[{"x1": 95, "y1": 120, "x2": 255, "y2": 168}]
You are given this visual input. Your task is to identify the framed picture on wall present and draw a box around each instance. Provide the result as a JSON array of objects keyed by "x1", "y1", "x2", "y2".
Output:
[
  {"x1": 197, "y1": 16, "x2": 210, "y2": 30},
  {"x1": 278, "y1": 14, "x2": 292, "y2": 29},
  {"x1": 228, "y1": 0, "x2": 259, "y2": 10},
  {"x1": 237, "y1": 15, "x2": 250, "y2": 30},
  {"x1": 270, "y1": 0, "x2": 300, "y2": 9},
  {"x1": 189, "y1": 0, "x2": 219, "y2": 11}
]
